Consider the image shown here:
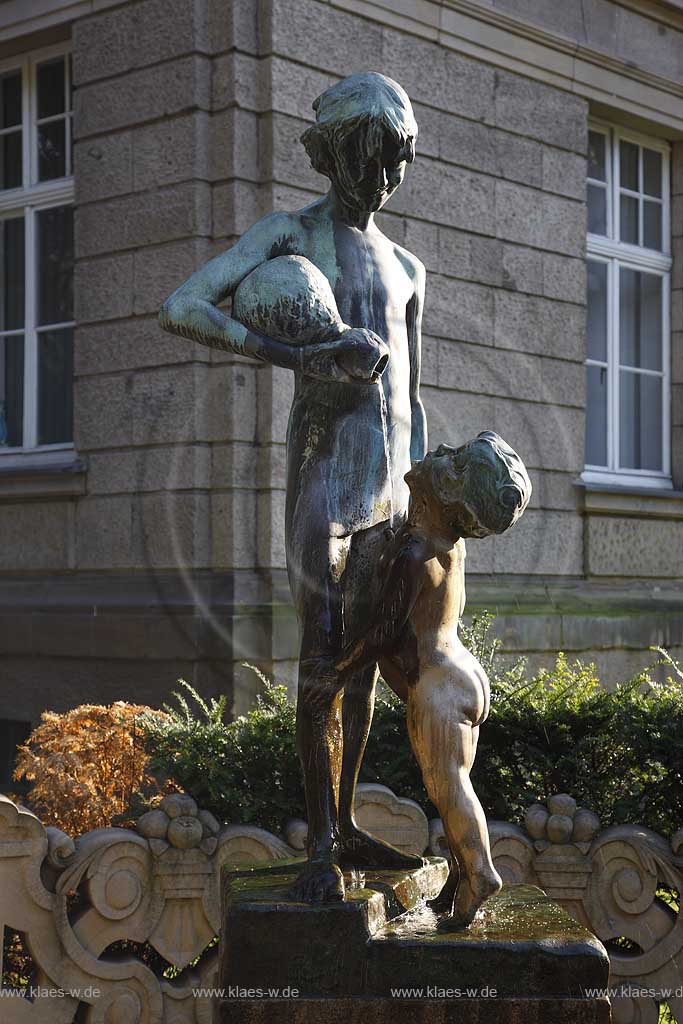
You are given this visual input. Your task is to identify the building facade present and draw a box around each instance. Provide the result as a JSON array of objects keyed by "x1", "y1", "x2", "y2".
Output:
[{"x1": 1, "y1": 0, "x2": 682, "y2": 782}]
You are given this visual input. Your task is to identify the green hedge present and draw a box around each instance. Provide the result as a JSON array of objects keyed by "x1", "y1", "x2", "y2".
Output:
[{"x1": 140, "y1": 616, "x2": 683, "y2": 837}]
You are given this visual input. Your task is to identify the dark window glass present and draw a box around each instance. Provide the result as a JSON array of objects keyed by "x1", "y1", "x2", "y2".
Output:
[
  {"x1": 643, "y1": 148, "x2": 662, "y2": 198},
  {"x1": 0, "y1": 70, "x2": 21, "y2": 129},
  {"x1": 587, "y1": 260, "x2": 607, "y2": 362},
  {"x1": 619, "y1": 268, "x2": 662, "y2": 372},
  {"x1": 0, "y1": 335, "x2": 24, "y2": 447},
  {"x1": 620, "y1": 140, "x2": 639, "y2": 191},
  {"x1": 587, "y1": 184, "x2": 607, "y2": 235},
  {"x1": 1, "y1": 216, "x2": 24, "y2": 331},
  {"x1": 588, "y1": 131, "x2": 606, "y2": 181},
  {"x1": 37, "y1": 57, "x2": 65, "y2": 119},
  {"x1": 643, "y1": 201, "x2": 662, "y2": 250},
  {"x1": 620, "y1": 194, "x2": 638, "y2": 245},
  {"x1": 619, "y1": 371, "x2": 662, "y2": 471},
  {"x1": 38, "y1": 119, "x2": 66, "y2": 181},
  {"x1": 586, "y1": 365, "x2": 607, "y2": 467},
  {"x1": 37, "y1": 205, "x2": 73, "y2": 324},
  {"x1": 1, "y1": 132, "x2": 22, "y2": 190},
  {"x1": 38, "y1": 328, "x2": 73, "y2": 444}
]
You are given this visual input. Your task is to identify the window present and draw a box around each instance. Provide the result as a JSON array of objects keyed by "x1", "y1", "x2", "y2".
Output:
[
  {"x1": 0, "y1": 45, "x2": 73, "y2": 455},
  {"x1": 585, "y1": 123, "x2": 671, "y2": 489}
]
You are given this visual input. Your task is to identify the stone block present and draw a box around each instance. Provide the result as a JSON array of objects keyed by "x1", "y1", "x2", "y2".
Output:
[
  {"x1": 74, "y1": 132, "x2": 133, "y2": 204},
  {"x1": 422, "y1": 386, "x2": 496, "y2": 453},
  {"x1": 212, "y1": 180, "x2": 268, "y2": 239},
  {"x1": 212, "y1": 489, "x2": 258, "y2": 569},
  {"x1": 493, "y1": 398, "x2": 584, "y2": 474},
  {"x1": 672, "y1": 238, "x2": 683, "y2": 292},
  {"x1": 438, "y1": 338, "x2": 541, "y2": 401},
  {"x1": 257, "y1": 488, "x2": 287, "y2": 570},
  {"x1": 494, "y1": 291, "x2": 585, "y2": 361},
  {"x1": 206, "y1": 363, "x2": 259, "y2": 444},
  {"x1": 673, "y1": 426, "x2": 683, "y2": 490},
  {"x1": 391, "y1": 159, "x2": 496, "y2": 235},
  {"x1": 543, "y1": 254, "x2": 586, "y2": 305},
  {"x1": 493, "y1": 70, "x2": 588, "y2": 154},
  {"x1": 257, "y1": 365, "x2": 295, "y2": 444},
  {"x1": 428, "y1": 109, "x2": 495, "y2": 175},
  {"x1": 75, "y1": 182, "x2": 211, "y2": 259},
  {"x1": 381, "y1": 26, "x2": 496, "y2": 125},
  {"x1": 496, "y1": 181, "x2": 585, "y2": 256},
  {"x1": 211, "y1": 441, "x2": 258, "y2": 491},
  {"x1": 74, "y1": 56, "x2": 211, "y2": 139},
  {"x1": 74, "y1": 374, "x2": 134, "y2": 450},
  {"x1": 87, "y1": 445, "x2": 211, "y2": 495},
  {"x1": 0, "y1": 504, "x2": 71, "y2": 571},
  {"x1": 133, "y1": 112, "x2": 210, "y2": 191},
  {"x1": 587, "y1": 516, "x2": 683, "y2": 577},
  {"x1": 266, "y1": 112, "x2": 327, "y2": 192},
  {"x1": 73, "y1": 0, "x2": 207, "y2": 86},
  {"x1": 541, "y1": 356, "x2": 585, "y2": 408},
  {"x1": 542, "y1": 147, "x2": 586, "y2": 200},
  {"x1": 268, "y1": 0, "x2": 385, "y2": 77},
  {"x1": 424, "y1": 274, "x2": 494, "y2": 344},
  {"x1": 494, "y1": 130, "x2": 542, "y2": 189},
  {"x1": 672, "y1": 288, "x2": 683, "y2": 335},
  {"x1": 502, "y1": 244, "x2": 544, "y2": 295},
  {"x1": 75, "y1": 316, "x2": 207, "y2": 375},
  {"x1": 437, "y1": 227, "x2": 471, "y2": 279},
  {"x1": 211, "y1": 107, "x2": 260, "y2": 183},
  {"x1": 615, "y1": 5, "x2": 680, "y2": 81},
  {"x1": 217, "y1": 0, "x2": 261, "y2": 56},
  {"x1": 133, "y1": 238, "x2": 212, "y2": 315},
  {"x1": 420, "y1": 334, "x2": 438, "y2": 387},
  {"x1": 131, "y1": 365, "x2": 209, "y2": 446},
  {"x1": 74, "y1": 253, "x2": 134, "y2": 323},
  {"x1": 527, "y1": 470, "x2": 579, "y2": 511},
  {"x1": 76, "y1": 496, "x2": 134, "y2": 569},
  {"x1": 269, "y1": 57, "x2": 337, "y2": 122},
  {"x1": 469, "y1": 236, "x2": 503, "y2": 287},
  {"x1": 673, "y1": 142, "x2": 683, "y2": 196},
  {"x1": 133, "y1": 491, "x2": 211, "y2": 569},
  {"x1": 491, "y1": 509, "x2": 583, "y2": 576},
  {"x1": 672, "y1": 383, "x2": 683, "y2": 428}
]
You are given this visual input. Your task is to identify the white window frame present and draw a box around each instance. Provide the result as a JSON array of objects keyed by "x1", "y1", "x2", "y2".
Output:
[
  {"x1": 584, "y1": 119, "x2": 672, "y2": 491},
  {"x1": 0, "y1": 41, "x2": 74, "y2": 457}
]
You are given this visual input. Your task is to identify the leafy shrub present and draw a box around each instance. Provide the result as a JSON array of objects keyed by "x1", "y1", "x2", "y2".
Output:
[
  {"x1": 14, "y1": 702, "x2": 170, "y2": 836},
  {"x1": 141, "y1": 619, "x2": 683, "y2": 839}
]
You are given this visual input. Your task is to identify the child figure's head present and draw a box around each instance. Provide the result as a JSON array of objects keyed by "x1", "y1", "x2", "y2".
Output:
[{"x1": 406, "y1": 431, "x2": 531, "y2": 540}]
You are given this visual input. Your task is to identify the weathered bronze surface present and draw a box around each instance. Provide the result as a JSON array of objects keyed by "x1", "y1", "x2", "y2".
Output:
[{"x1": 159, "y1": 72, "x2": 427, "y2": 902}]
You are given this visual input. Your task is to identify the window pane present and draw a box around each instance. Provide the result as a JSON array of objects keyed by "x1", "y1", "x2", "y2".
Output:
[
  {"x1": 0, "y1": 70, "x2": 21, "y2": 129},
  {"x1": 0, "y1": 335, "x2": 23, "y2": 447},
  {"x1": 620, "y1": 194, "x2": 638, "y2": 244},
  {"x1": 38, "y1": 119, "x2": 66, "y2": 181},
  {"x1": 643, "y1": 148, "x2": 662, "y2": 198},
  {"x1": 37, "y1": 58, "x2": 65, "y2": 119},
  {"x1": 37, "y1": 205, "x2": 73, "y2": 325},
  {"x1": 643, "y1": 200, "x2": 662, "y2": 250},
  {"x1": 38, "y1": 328, "x2": 73, "y2": 445},
  {"x1": 620, "y1": 140, "x2": 639, "y2": 191},
  {"x1": 586, "y1": 365, "x2": 607, "y2": 467},
  {"x1": 587, "y1": 260, "x2": 607, "y2": 361},
  {"x1": 1, "y1": 132, "x2": 22, "y2": 190},
  {"x1": 1, "y1": 216, "x2": 24, "y2": 331},
  {"x1": 619, "y1": 268, "x2": 662, "y2": 371},
  {"x1": 588, "y1": 131, "x2": 606, "y2": 181},
  {"x1": 588, "y1": 184, "x2": 607, "y2": 235},
  {"x1": 619, "y1": 371, "x2": 662, "y2": 471}
]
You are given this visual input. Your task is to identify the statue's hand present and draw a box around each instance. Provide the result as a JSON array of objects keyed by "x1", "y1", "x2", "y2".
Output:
[{"x1": 302, "y1": 328, "x2": 389, "y2": 385}]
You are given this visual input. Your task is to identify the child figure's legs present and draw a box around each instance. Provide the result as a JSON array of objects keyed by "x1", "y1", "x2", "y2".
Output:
[{"x1": 408, "y1": 681, "x2": 501, "y2": 928}]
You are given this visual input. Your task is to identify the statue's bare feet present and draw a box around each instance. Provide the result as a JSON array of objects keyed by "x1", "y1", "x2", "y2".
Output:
[
  {"x1": 427, "y1": 870, "x2": 458, "y2": 913},
  {"x1": 288, "y1": 858, "x2": 345, "y2": 903},
  {"x1": 436, "y1": 870, "x2": 502, "y2": 931},
  {"x1": 338, "y1": 827, "x2": 424, "y2": 870}
]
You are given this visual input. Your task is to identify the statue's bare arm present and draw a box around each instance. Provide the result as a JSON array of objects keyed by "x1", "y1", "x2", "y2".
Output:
[{"x1": 401, "y1": 250, "x2": 428, "y2": 462}]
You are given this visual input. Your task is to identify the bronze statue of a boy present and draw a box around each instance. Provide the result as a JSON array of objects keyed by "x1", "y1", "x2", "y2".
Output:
[
  {"x1": 159, "y1": 72, "x2": 427, "y2": 901},
  {"x1": 337, "y1": 432, "x2": 531, "y2": 927}
]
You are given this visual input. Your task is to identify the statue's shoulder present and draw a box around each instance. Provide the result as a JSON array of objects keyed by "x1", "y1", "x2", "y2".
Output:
[
  {"x1": 240, "y1": 209, "x2": 307, "y2": 251},
  {"x1": 392, "y1": 242, "x2": 426, "y2": 291}
]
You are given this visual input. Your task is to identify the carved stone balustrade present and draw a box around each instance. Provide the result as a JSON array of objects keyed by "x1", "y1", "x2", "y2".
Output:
[{"x1": 1, "y1": 787, "x2": 681, "y2": 1024}]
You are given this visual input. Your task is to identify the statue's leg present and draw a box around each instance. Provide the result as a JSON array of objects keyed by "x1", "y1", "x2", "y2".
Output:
[
  {"x1": 337, "y1": 666, "x2": 424, "y2": 870},
  {"x1": 416, "y1": 718, "x2": 501, "y2": 928}
]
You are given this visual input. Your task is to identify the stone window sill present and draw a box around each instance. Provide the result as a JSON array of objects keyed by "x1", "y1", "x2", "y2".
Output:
[
  {"x1": 0, "y1": 454, "x2": 87, "y2": 502},
  {"x1": 575, "y1": 479, "x2": 683, "y2": 520}
]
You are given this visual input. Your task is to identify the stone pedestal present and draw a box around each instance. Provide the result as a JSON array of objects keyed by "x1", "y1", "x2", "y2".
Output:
[{"x1": 216, "y1": 859, "x2": 611, "y2": 1023}]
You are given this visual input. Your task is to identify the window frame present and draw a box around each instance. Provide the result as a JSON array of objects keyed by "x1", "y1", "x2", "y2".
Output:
[
  {"x1": 0, "y1": 41, "x2": 74, "y2": 457},
  {"x1": 584, "y1": 119, "x2": 672, "y2": 491}
]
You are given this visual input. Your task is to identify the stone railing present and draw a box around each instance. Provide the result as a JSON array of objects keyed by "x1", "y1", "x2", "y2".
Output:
[{"x1": 0, "y1": 786, "x2": 681, "y2": 1024}]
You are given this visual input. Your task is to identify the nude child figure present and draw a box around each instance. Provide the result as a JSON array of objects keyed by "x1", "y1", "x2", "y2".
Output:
[
  {"x1": 337, "y1": 431, "x2": 532, "y2": 927},
  {"x1": 158, "y1": 72, "x2": 427, "y2": 902}
]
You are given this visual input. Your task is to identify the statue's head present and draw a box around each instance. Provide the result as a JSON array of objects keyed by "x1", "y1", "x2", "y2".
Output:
[
  {"x1": 406, "y1": 431, "x2": 532, "y2": 540},
  {"x1": 301, "y1": 71, "x2": 417, "y2": 214}
]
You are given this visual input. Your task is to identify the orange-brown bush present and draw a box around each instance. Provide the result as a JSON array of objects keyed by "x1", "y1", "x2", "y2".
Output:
[{"x1": 14, "y1": 702, "x2": 172, "y2": 837}]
